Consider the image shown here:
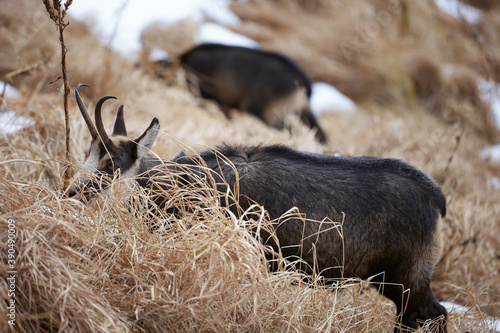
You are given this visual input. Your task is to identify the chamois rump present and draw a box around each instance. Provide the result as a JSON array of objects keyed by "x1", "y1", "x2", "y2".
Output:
[
  {"x1": 177, "y1": 43, "x2": 327, "y2": 143},
  {"x1": 71, "y1": 84, "x2": 447, "y2": 332}
]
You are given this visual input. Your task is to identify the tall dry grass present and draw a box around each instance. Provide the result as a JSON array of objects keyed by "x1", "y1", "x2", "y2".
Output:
[{"x1": 1, "y1": 0, "x2": 499, "y2": 332}]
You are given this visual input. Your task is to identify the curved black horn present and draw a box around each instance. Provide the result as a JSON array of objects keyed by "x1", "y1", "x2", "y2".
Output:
[
  {"x1": 94, "y1": 95, "x2": 117, "y2": 144},
  {"x1": 75, "y1": 84, "x2": 98, "y2": 140}
]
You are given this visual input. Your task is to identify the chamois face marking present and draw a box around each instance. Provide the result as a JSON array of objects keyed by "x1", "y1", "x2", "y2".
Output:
[
  {"x1": 71, "y1": 84, "x2": 160, "y2": 201},
  {"x1": 77, "y1": 128, "x2": 159, "y2": 200},
  {"x1": 84, "y1": 138, "x2": 134, "y2": 172},
  {"x1": 82, "y1": 140, "x2": 101, "y2": 173}
]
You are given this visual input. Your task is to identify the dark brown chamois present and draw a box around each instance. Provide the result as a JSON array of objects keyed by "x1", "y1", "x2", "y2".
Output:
[
  {"x1": 71, "y1": 85, "x2": 447, "y2": 332},
  {"x1": 176, "y1": 43, "x2": 327, "y2": 143}
]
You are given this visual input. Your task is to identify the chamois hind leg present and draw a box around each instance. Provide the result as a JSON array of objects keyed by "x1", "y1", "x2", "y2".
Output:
[{"x1": 299, "y1": 107, "x2": 327, "y2": 143}]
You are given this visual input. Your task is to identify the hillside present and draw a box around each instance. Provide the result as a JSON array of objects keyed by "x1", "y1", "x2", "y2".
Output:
[{"x1": 1, "y1": 0, "x2": 499, "y2": 332}]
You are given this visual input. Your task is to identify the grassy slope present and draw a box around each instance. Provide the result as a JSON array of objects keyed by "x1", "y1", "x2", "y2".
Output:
[{"x1": 1, "y1": 0, "x2": 499, "y2": 332}]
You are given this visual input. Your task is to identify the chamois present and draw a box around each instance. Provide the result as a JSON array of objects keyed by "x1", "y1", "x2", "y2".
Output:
[
  {"x1": 176, "y1": 43, "x2": 327, "y2": 143},
  {"x1": 71, "y1": 84, "x2": 447, "y2": 332}
]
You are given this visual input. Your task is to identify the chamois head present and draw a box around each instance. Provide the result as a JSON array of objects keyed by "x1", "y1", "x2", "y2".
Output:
[{"x1": 71, "y1": 84, "x2": 160, "y2": 199}]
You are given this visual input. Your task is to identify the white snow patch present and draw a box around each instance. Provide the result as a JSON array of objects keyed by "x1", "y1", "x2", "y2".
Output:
[
  {"x1": 69, "y1": 0, "x2": 244, "y2": 58},
  {"x1": 194, "y1": 22, "x2": 258, "y2": 48},
  {"x1": 441, "y1": 63, "x2": 455, "y2": 77},
  {"x1": 492, "y1": 177, "x2": 500, "y2": 190},
  {"x1": 481, "y1": 144, "x2": 500, "y2": 162},
  {"x1": 0, "y1": 110, "x2": 34, "y2": 136},
  {"x1": 478, "y1": 79, "x2": 500, "y2": 130},
  {"x1": 310, "y1": 82, "x2": 356, "y2": 116},
  {"x1": 433, "y1": 0, "x2": 482, "y2": 24},
  {"x1": 149, "y1": 47, "x2": 169, "y2": 62},
  {"x1": 198, "y1": 0, "x2": 241, "y2": 26},
  {"x1": 0, "y1": 81, "x2": 20, "y2": 98},
  {"x1": 442, "y1": 302, "x2": 500, "y2": 331},
  {"x1": 442, "y1": 301, "x2": 469, "y2": 313}
]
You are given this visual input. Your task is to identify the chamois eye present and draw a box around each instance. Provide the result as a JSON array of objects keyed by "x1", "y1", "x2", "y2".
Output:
[{"x1": 105, "y1": 162, "x2": 120, "y2": 173}]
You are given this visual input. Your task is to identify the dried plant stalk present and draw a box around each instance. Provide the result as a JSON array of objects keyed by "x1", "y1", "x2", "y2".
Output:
[{"x1": 43, "y1": 0, "x2": 74, "y2": 195}]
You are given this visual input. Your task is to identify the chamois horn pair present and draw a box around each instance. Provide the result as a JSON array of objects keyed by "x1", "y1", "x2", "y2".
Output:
[{"x1": 75, "y1": 83, "x2": 125, "y2": 144}]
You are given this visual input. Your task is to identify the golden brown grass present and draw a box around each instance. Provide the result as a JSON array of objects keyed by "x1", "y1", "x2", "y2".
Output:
[{"x1": 1, "y1": 0, "x2": 500, "y2": 332}]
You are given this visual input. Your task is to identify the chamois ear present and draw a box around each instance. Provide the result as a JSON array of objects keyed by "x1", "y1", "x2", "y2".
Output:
[
  {"x1": 112, "y1": 105, "x2": 127, "y2": 136},
  {"x1": 134, "y1": 118, "x2": 160, "y2": 158}
]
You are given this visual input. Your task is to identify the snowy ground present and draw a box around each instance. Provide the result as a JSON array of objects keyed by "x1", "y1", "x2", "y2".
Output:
[
  {"x1": 1, "y1": 81, "x2": 20, "y2": 99},
  {"x1": 433, "y1": 0, "x2": 482, "y2": 24},
  {"x1": 194, "y1": 22, "x2": 258, "y2": 48},
  {"x1": 492, "y1": 177, "x2": 500, "y2": 190},
  {"x1": 478, "y1": 79, "x2": 500, "y2": 130},
  {"x1": 0, "y1": 110, "x2": 34, "y2": 136},
  {"x1": 477, "y1": 79, "x2": 500, "y2": 163},
  {"x1": 69, "y1": 0, "x2": 245, "y2": 57},
  {"x1": 442, "y1": 302, "x2": 500, "y2": 331},
  {"x1": 481, "y1": 144, "x2": 500, "y2": 163},
  {"x1": 0, "y1": 81, "x2": 33, "y2": 136},
  {"x1": 310, "y1": 82, "x2": 356, "y2": 116}
]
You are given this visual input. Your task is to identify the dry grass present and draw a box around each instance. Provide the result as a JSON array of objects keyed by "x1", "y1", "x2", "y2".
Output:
[{"x1": 1, "y1": 0, "x2": 500, "y2": 332}]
